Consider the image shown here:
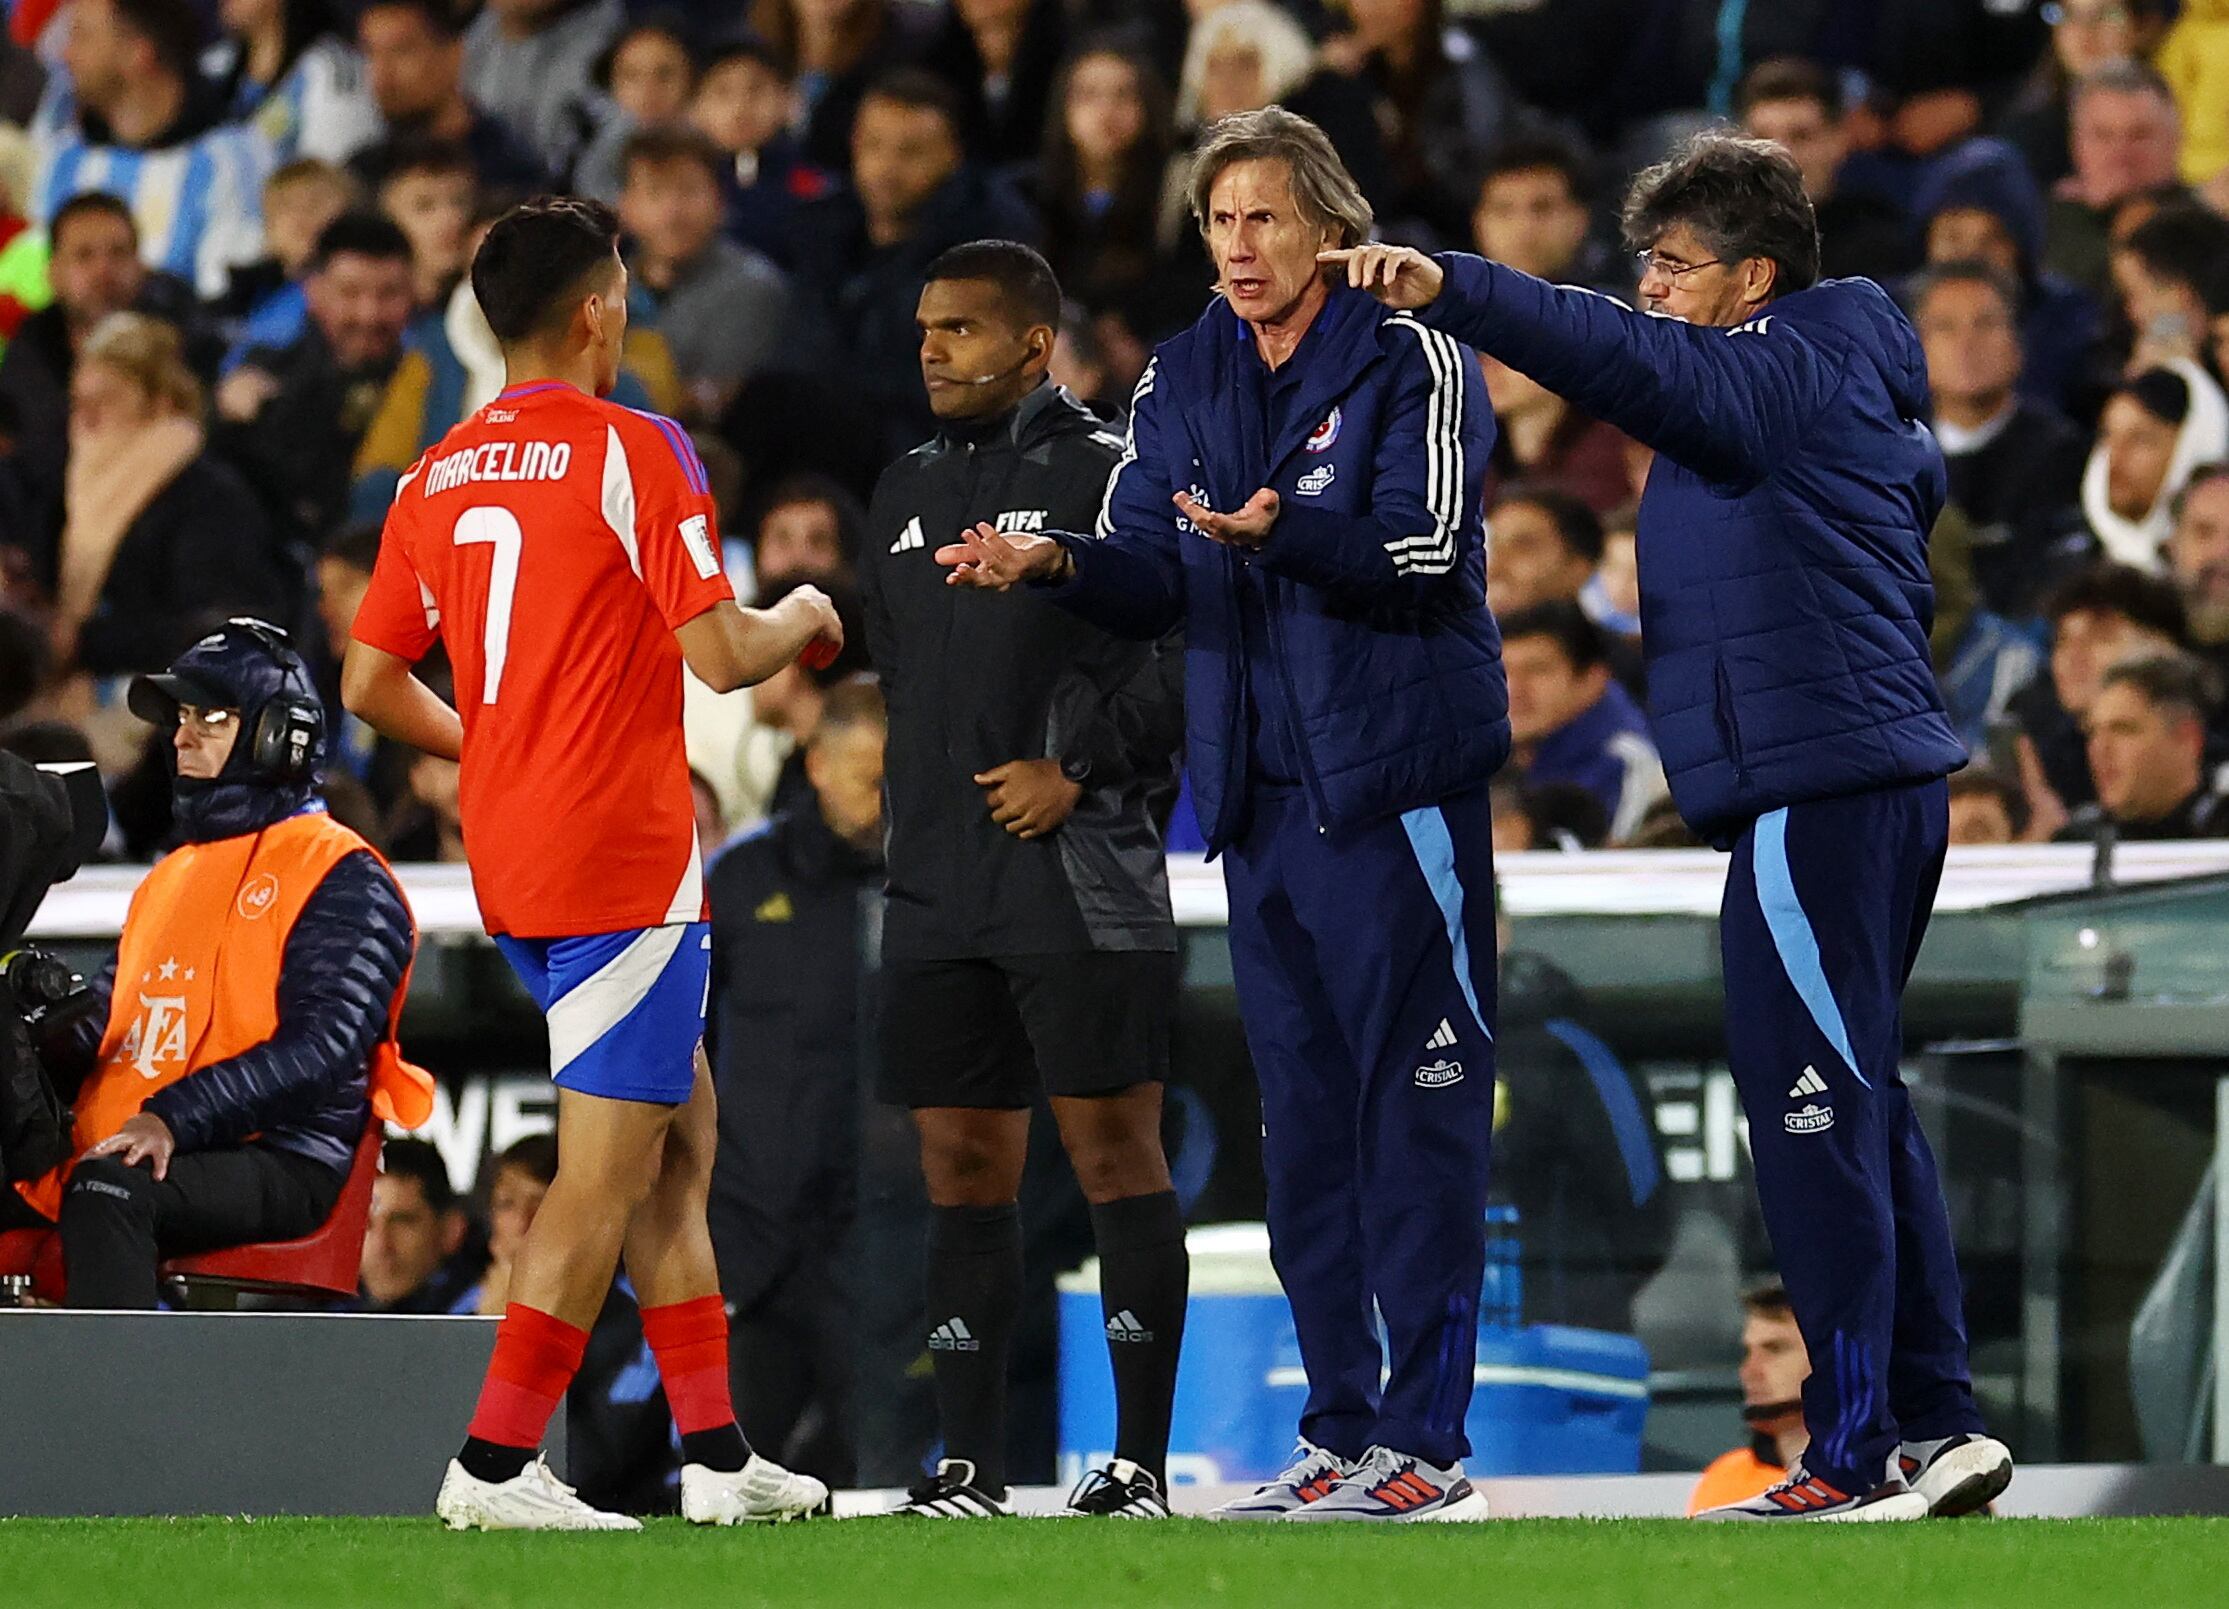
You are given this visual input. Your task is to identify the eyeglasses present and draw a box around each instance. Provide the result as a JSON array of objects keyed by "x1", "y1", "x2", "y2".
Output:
[
  {"x1": 176, "y1": 705, "x2": 240, "y2": 736},
  {"x1": 1635, "y1": 250, "x2": 1726, "y2": 282}
]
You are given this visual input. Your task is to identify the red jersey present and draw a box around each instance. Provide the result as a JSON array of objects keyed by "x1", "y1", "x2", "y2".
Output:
[{"x1": 354, "y1": 381, "x2": 734, "y2": 937}]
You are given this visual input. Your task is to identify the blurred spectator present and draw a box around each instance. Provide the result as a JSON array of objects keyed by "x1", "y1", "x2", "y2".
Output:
[
  {"x1": 28, "y1": 0, "x2": 267, "y2": 298},
  {"x1": 1498, "y1": 601, "x2": 1664, "y2": 844},
  {"x1": 2112, "y1": 203, "x2": 2229, "y2": 379},
  {"x1": 777, "y1": 68, "x2": 1037, "y2": 467},
  {"x1": 360, "y1": 135, "x2": 477, "y2": 310},
  {"x1": 361, "y1": 1134, "x2": 479, "y2": 1312},
  {"x1": 752, "y1": 471, "x2": 861, "y2": 590},
  {"x1": 206, "y1": 0, "x2": 383, "y2": 166},
  {"x1": 707, "y1": 677, "x2": 887, "y2": 1488},
  {"x1": 351, "y1": 197, "x2": 680, "y2": 518},
  {"x1": 357, "y1": 0, "x2": 548, "y2": 193},
  {"x1": 0, "y1": 124, "x2": 48, "y2": 356},
  {"x1": 2166, "y1": 464, "x2": 2229, "y2": 679},
  {"x1": 0, "y1": 193, "x2": 210, "y2": 583},
  {"x1": 1916, "y1": 139, "x2": 2103, "y2": 415},
  {"x1": 926, "y1": 0, "x2": 1069, "y2": 170},
  {"x1": 461, "y1": 0, "x2": 623, "y2": 180},
  {"x1": 1481, "y1": 352, "x2": 1632, "y2": 515},
  {"x1": 1931, "y1": 504, "x2": 2046, "y2": 755},
  {"x1": 1737, "y1": 58, "x2": 1917, "y2": 285},
  {"x1": 455, "y1": 1131, "x2": 556, "y2": 1316},
  {"x1": 0, "y1": 604, "x2": 48, "y2": 723},
  {"x1": 1686, "y1": 1281, "x2": 1807, "y2": 1515},
  {"x1": 2082, "y1": 364, "x2": 2229, "y2": 571},
  {"x1": 217, "y1": 209, "x2": 415, "y2": 547},
  {"x1": 309, "y1": 522, "x2": 386, "y2": 785},
  {"x1": 1585, "y1": 504, "x2": 1640, "y2": 638},
  {"x1": 1469, "y1": 136, "x2": 1623, "y2": 298},
  {"x1": 1029, "y1": 43, "x2": 1174, "y2": 317},
  {"x1": 1486, "y1": 483, "x2": 1602, "y2": 618},
  {"x1": 687, "y1": 34, "x2": 831, "y2": 267},
  {"x1": 1493, "y1": 940, "x2": 1673, "y2": 1331},
  {"x1": 1912, "y1": 261, "x2": 2091, "y2": 618},
  {"x1": 389, "y1": 751, "x2": 465, "y2": 861},
  {"x1": 2045, "y1": 60, "x2": 2186, "y2": 299},
  {"x1": 216, "y1": 158, "x2": 359, "y2": 359},
  {"x1": 0, "y1": 31, "x2": 45, "y2": 126},
  {"x1": 1489, "y1": 775, "x2": 1608, "y2": 854},
  {"x1": 2157, "y1": 0, "x2": 2229, "y2": 190},
  {"x1": 52, "y1": 313, "x2": 286, "y2": 695},
  {"x1": 749, "y1": 0, "x2": 935, "y2": 176},
  {"x1": 1314, "y1": 0, "x2": 1517, "y2": 248},
  {"x1": 572, "y1": 11, "x2": 700, "y2": 204},
  {"x1": 618, "y1": 126, "x2": 789, "y2": 422},
  {"x1": 2058, "y1": 651, "x2": 2229, "y2": 839},
  {"x1": 1947, "y1": 766, "x2": 2027, "y2": 846},
  {"x1": 2010, "y1": 560, "x2": 2187, "y2": 823},
  {"x1": 1997, "y1": 0, "x2": 2170, "y2": 189}
]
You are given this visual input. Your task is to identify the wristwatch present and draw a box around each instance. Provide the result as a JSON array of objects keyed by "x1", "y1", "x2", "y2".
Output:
[{"x1": 1059, "y1": 755, "x2": 1092, "y2": 785}]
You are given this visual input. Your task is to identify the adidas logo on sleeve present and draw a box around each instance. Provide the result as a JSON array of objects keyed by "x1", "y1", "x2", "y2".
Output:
[{"x1": 929, "y1": 1317, "x2": 980, "y2": 1352}]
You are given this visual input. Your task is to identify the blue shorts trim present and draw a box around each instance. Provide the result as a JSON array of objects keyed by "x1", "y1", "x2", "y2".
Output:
[{"x1": 494, "y1": 922, "x2": 709, "y2": 1105}]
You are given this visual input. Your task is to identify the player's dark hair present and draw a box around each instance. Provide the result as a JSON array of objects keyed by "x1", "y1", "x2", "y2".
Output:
[
  {"x1": 1476, "y1": 135, "x2": 1591, "y2": 205},
  {"x1": 1493, "y1": 482, "x2": 1605, "y2": 565},
  {"x1": 1947, "y1": 765, "x2": 2030, "y2": 838},
  {"x1": 50, "y1": 191, "x2": 136, "y2": 250},
  {"x1": 113, "y1": 0, "x2": 206, "y2": 84},
  {"x1": 2043, "y1": 561, "x2": 2188, "y2": 644},
  {"x1": 1735, "y1": 55, "x2": 1843, "y2": 122},
  {"x1": 471, "y1": 196, "x2": 623, "y2": 344},
  {"x1": 357, "y1": 133, "x2": 476, "y2": 193},
  {"x1": 493, "y1": 1132, "x2": 559, "y2": 1188},
  {"x1": 380, "y1": 1136, "x2": 457, "y2": 1214},
  {"x1": 924, "y1": 240, "x2": 1063, "y2": 332},
  {"x1": 309, "y1": 210, "x2": 414, "y2": 273},
  {"x1": 861, "y1": 66, "x2": 966, "y2": 137},
  {"x1": 1740, "y1": 1280, "x2": 1793, "y2": 1318},
  {"x1": 2100, "y1": 651, "x2": 2221, "y2": 726},
  {"x1": 2120, "y1": 204, "x2": 2229, "y2": 297},
  {"x1": 1498, "y1": 599, "x2": 1610, "y2": 672},
  {"x1": 621, "y1": 124, "x2": 729, "y2": 189},
  {"x1": 1906, "y1": 259, "x2": 2021, "y2": 324},
  {"x1": 1623, "y1": 131, "x2": 1820, "y2": 297},
  {"x1": 321, "y1": 522, "x2": 384, "y2": 572},
  {"x1": 359, "y1": 0, "x2": 463, "y2": 42}
]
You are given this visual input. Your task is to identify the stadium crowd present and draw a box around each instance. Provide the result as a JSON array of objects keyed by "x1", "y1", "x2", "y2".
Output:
[{"x1": 1, "y1": 0, "x2": 2228, "y2": 1504}]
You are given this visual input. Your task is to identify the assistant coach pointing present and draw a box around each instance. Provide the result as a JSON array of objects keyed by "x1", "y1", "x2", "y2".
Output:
[{"x1": 942, "y1": 107, "x2": 1505, "y2": 1523}]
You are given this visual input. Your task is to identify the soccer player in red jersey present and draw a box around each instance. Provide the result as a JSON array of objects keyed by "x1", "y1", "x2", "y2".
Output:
[{"x1": 343, "y1": 197, "x2": 842, "y2": 1531}]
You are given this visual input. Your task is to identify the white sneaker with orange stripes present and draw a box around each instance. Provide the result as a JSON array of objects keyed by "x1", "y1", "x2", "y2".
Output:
[
  {"x1": 1694, "y1": 1462, "x2": 1928, "y2": 1522},
  {"x1": 1280, "y1": 1446, "x2": 1490, "y2": 1522}
]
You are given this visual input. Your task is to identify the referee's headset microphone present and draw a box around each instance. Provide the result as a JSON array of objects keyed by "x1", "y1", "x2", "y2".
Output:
[{"x1": 947, "y1": 333, "x2": 1048, "y2": 388}]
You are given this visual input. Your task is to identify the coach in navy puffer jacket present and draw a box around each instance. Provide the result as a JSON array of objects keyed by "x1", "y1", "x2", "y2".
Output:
[{"x1": 1414, "y1": 253, "x2": 1967, "y2": 845}]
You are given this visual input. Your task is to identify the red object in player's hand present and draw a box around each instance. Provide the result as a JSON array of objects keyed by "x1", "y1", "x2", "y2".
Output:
[{"x1": 800, "y1": 637, "x2": 839, "y2": 671}]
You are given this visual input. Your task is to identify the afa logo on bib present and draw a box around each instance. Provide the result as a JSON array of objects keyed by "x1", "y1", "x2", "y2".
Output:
[{"x1": 1306, "y1": 407, "x2": 1342, "y2": 453}]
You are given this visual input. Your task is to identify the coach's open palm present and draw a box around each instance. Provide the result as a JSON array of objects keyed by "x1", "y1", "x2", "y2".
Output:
[
  {"x1": 937, "y1": 522, "x2": 1067, "y2": 590},
  {"x1": 1318, "y1": 245, "x2": 1444, "y2": 310}
]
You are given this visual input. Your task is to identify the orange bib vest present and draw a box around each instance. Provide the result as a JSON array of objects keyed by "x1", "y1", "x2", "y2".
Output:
[{"x1": 17, "y1": 810, "x2": 433, "y2": 1220}]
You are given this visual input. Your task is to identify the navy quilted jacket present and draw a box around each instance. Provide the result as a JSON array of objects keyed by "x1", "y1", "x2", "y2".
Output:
[
  {"x1": 1040, "y1": 285, "x2": 1508, "y2": 853},
  {"x1": 1421, "y1": 255, "x2": 1967, "y2": 844}
]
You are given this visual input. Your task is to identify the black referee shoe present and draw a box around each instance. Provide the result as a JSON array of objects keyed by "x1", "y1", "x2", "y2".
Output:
[
  {"x1": 1064, "y1": 1459, "x2": 1173, "y2": 1518},
  {"x1": 893, "y1": 1459, "x2": 1013, "y2": 1518}
]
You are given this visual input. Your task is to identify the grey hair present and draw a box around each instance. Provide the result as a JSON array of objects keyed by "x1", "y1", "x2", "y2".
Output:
[
  {"x1": 1186, "y1": 106, "x2": 1374, "y2": 249},
  {"x1": 2070, "y1": 58, "x2": 2178, "y2": 114}
]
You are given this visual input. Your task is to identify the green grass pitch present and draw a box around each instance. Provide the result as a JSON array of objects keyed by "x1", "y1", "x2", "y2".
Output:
[{"x1": 2, "y1": 1517, "x2": 2220, "y2": 1609}]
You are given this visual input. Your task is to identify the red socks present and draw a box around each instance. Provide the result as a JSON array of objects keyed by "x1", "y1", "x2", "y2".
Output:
[
  {"x1": 466, "y1": 1302, "x2": 589, "y2": 1451},
  {"x1": 641, "y1": 1294, "x2": 736, "y2": 1436}
]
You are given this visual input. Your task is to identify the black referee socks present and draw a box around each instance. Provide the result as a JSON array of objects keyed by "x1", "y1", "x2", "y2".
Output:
[
  {"x1": 925, "y1": 1201, "x2": 1024, "y2": 1499},
  {"x1": 1090, "y1": 1190, "x2": 1190, "y2": 1489}
]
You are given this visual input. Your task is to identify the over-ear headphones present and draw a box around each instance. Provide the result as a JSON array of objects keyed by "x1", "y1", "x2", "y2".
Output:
[{"x1": 220, "y1": 617, "x2": 325, "y2": 785}]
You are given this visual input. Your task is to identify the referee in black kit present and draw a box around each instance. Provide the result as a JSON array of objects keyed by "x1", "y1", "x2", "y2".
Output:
[{"x1": 860, "y1": 241, "x2": 1190, "y2": 1519}]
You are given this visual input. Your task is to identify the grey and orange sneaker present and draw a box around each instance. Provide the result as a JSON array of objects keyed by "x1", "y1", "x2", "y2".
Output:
[
  {"x1": 1205, "y1": 1442, "x2": 1355, "y2": 1521},
  {"x1": 1281, "y1": 1445, "x2": 1489, "y2": 1522},
  {"x1": 1695, "y1": 1461, "x2": 1928, "y2": 1522},
  {"x1": 1899, "y1": 1435, "x2": 2013, "y2": 1517}
]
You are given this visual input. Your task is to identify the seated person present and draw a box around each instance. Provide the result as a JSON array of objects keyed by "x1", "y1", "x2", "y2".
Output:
[
  {"x1": 0, "y1": 620, "x2": 428, "y2": 1308},
  {"x1": 2057, "y1": 652, "x2": 2229, "y2": 840},
  {"x1": 2082, "y1": 365, "x2": 2229, "y2": 572},
  {"x1": 454, "y1": 1132, "x2": 554, "y2": 1316},
  {"x1": 216, "y1": 158, "x2": 360, "y2": 358},
  {"x1": 1688, "y1": 1281, "x2": 1809, "y2": 1515},
  {"x1": 2167, "y1": 465, "x2": 2229, "y2": 684},
  {"x1": 1499, "y1": 601, "x2": 1665, "y2": 844},
  {"x1": 1947, "y1": 767, "x2": 2028, "y2": 846},
  {"x1": 1486, "y1": 487, "x2": 1598, "y2": 615},
  {"x1": 362, "y1": 1134, "x2": 478, "y2": 1314}
]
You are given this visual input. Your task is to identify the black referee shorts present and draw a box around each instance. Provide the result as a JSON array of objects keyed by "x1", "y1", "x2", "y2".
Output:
[{"x1": 876, "y1": 950, "x2": 1177, "y2": 1110}]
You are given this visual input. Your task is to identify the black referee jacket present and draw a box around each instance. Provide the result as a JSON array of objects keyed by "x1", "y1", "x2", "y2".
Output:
[{"x1": 860, "y1": 383, "x2": 1183, "y2": 960}]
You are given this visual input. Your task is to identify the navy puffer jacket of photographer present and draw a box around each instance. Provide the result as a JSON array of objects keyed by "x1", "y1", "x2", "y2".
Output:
[
  {"x1": 1042, "y1": 284, "x2": 1507, "y2": 852},
  {"x1": 1420, "y1": 256, "x2": 1967, "y2": 845}
]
